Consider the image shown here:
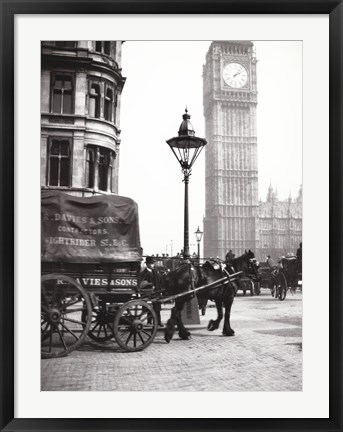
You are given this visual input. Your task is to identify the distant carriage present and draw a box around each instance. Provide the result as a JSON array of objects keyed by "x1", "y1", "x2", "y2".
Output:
[
  {"x1": 259, "y1": 261, "x2": 288, "y2": 301},
  {"x1": 280, "y1": 254, "x2": 302, "y2": 293}
]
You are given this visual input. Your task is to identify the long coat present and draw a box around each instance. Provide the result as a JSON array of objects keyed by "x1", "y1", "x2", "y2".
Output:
[{"x1": 140, "y1": 267, "x2": 163, "y2": 312}]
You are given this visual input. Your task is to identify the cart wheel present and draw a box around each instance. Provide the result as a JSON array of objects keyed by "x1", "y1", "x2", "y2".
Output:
[
  {"x1": 81, "y1": 304, "x2": 115, "y2": 343},
  {"x1": 277, "y1": 272, "x2": 287, "y2": 301},
  {"x1": 41, "y1": 274, "x2": 92, "y2": 359},
  {"x1": 113, "y1": 300, "x2": 157, "y2": 352}
]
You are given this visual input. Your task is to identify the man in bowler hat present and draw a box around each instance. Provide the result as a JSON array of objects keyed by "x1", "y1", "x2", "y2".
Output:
[{"x1": 140, "y1": 256, "x2": 163, "y2": 327}]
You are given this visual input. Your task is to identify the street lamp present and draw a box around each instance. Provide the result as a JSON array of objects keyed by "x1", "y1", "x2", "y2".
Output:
[
  {"x1": 166, "y1": 108, "x2": 207, "y2": 259},
  {"x1": 194, "y1": 226, "x2": 203, "y2": 261}
]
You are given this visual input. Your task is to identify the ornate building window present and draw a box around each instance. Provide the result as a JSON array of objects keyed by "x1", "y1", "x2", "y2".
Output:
[
  {"x1": 48, "y1": 138, "x2": 71, "y2": 187},
  {"x1": 104, "y1": 87, "x2": 113, "y2": 122},
  {"x1": 87, "y1": 79, "x2": 117, "y2": 124},
  {"x1": 104, "y1": 42, "x2": 111, "y2": 55},
  {"x1": 89, "y1": 83, "x2": 101, "y2": 118},
  {"x1": 94, "y1": 41, "x2": 111, "y2": 55},
  {"x1": 86, "y1": 146, "x2": 114, "y2": 192},
  {"x1": 51, "y1": 74, "x2": 74, "y2": 114}
]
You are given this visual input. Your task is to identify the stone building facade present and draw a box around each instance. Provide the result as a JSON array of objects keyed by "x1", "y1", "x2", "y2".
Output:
[
  {"x1": 257, "y1": 184, "x2": 302, "y2": 260},
  {"x1": 202, "y1": 40, "x2": 302, "y2": 261},
  {"x1": 41, "y1": 41, "x2": 125, "y2": 196}
]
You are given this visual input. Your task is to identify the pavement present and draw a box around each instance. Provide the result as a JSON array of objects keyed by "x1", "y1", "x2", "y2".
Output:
[{"x1": 41, "y1": 289, "x2": 302, "y2": 391}]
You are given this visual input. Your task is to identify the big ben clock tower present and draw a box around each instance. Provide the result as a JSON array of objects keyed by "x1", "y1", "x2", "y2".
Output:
[{"x1": 203, "y1": 41, "x2": 259, "y2": 258}]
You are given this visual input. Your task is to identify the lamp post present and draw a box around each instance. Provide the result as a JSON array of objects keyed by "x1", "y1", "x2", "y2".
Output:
[
  {"x1": 166, "y1": 108, "x2": 207, "y2": 259},
  {"x1": 194, "y1": 226, "x2": 203, "y2": 262}
]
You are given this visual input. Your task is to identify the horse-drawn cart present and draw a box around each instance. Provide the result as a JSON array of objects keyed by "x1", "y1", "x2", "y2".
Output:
[
  {"x1": 41, "y1": 191, "x2": 161, "y2": 357},
  {"x1": 259, "y1": 262, "x2": 288, "y2": 301},
  {"x1": 41, "y1": 191, "x2": 241, "y2": 357},
  {"x1": 280, "y1": 255, "x2": 302, "y2": 293}
]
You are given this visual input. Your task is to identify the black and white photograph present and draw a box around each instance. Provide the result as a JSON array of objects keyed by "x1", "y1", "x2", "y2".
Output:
[
  {"x1": 1, "y1": 5, "x2": 339, "y2": 429},
  {"x1": 40, "y1": 39, "x2": 303, "y2": 392}
]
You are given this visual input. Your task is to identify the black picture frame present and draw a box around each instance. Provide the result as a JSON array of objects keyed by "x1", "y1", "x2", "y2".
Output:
[{"x1": 1, "y1": 1, "x2": 342, "y2": 431}]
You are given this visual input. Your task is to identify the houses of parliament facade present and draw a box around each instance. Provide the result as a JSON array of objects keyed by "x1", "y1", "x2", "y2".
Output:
[{"x1": 202, "y1": 41, "x2": 302, "y2": 261}]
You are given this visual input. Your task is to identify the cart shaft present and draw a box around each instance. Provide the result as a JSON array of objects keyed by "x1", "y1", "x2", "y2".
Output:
[{"x1": 158, "y1": 271, "x2": 242, "y2": 303}]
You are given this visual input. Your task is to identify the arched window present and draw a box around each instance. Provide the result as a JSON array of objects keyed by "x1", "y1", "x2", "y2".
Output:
[
  {"x1": 86, "y1": 146, "x2": 114, "y2": 192},
  {"x1": 89, "y1": 83, "x2": 100, "y2": 118},
  {"x1": 52, "y1": 75, "x2": 73, "y2": 114},
  {"x1": 104, "y1": 88, "x2": 113, "y2": 121}
]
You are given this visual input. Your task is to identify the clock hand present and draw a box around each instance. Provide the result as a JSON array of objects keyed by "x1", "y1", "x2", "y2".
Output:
[{"x1": 233, "y1": 71, "x2": 241, "y2": 78}]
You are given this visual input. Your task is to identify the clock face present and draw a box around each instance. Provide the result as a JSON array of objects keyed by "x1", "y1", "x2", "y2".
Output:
[{"x1": 223, "y1": 62, "x2": 248, "y2": 89}]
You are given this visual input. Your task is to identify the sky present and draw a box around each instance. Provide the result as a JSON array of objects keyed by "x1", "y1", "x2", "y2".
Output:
[{"x1": 119, "y1": 41, "x2": 302, "y2": 257}]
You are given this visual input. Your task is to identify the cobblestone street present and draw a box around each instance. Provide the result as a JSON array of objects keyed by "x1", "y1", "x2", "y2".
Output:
[{"x1": 41, "y1": 289, "x2": 302, "y2": 392}]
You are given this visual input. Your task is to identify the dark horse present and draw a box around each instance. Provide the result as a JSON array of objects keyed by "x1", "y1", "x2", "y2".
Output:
[
  {"x1": 197, "y1": 249, "x2": 260, "y2": 314},
  {"x1": 163, "y1": 250, "x2": 257, "y2": 343},
  {"x1": 228, "y1": 249, "x2": 261, "y2": 293}
]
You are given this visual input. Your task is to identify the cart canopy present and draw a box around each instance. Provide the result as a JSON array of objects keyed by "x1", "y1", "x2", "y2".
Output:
[{"x1": 41, "y1": 191, "x2": 142, "y2": 263}]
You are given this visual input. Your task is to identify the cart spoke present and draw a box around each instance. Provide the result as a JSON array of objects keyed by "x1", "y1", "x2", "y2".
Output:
[
  {"x1": 133, "y1": 332, "x2": 137, "y2": 347},
  {"x1": 41, "y1": 321, "x2": 49, "y2": 333},
  {"x1": 97, "y1": 325, "x2": 104, "y2": 338},
  {"x1": 55, "y1": 325, "x2": 68, "y2": 350},
  {"x1": 125, "y1": 330, "x2": 133, "y2": 344},
  {"x1": 41, "y1": 323, "x2": 51, "y2": 341},
  {"x1": 142, "y1": 330, "x2": 153, "y2": 339},
  {"x1": 140, "y1": 314, "x2": 149, "y2": 323},
  {"x1": 64, "y1": 306, "x2": 84, "y2": 314},
  {"x1": 138, "y1": 332, "x2": 146, "y2": 344},
  {"x1": 121, "y1": 315, "x2": 133, "y2": 325},
  {"x1": 60, "y1": 321, "x2": 79, "y2": 341},
  {"x1": 138, "y1": 308, "x2": 149, "y2": 320},
  {"x1": 49, "y1": 324, "x2": 54, "y2": 353},
  {"x1": 126, "y1": 309, "x2": 134, "y2": 318},
  {"x1": 90, "y1": 322, "x2": 100, "y2": 333},
  {"x1": 103, "y1": 325, "x2": 108, "y2": 338},
  {"x1": 118, "y1": 329, "x2": 130, "y2": 340}
]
